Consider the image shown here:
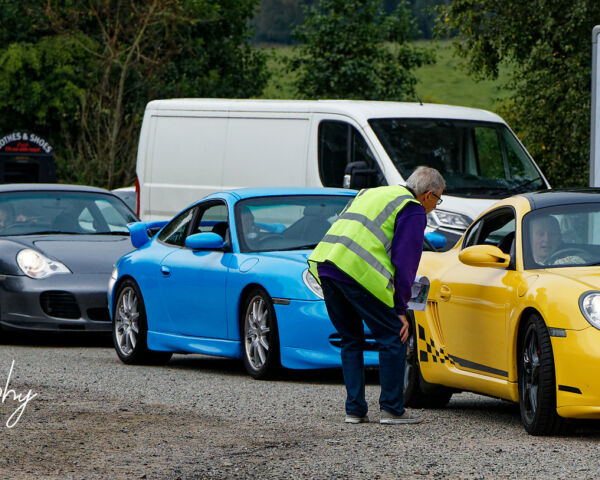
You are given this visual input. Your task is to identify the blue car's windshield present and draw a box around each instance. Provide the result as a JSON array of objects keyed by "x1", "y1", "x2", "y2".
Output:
[
  {"x1": 522, "y1": 203, "x2": 600, "y2": 269},
  {"x1": 235, "y1": 195, "x2": 353, "y2": 253},
  {"x1": 0, "y1": 191, "x2": 139, "y2": 236}
]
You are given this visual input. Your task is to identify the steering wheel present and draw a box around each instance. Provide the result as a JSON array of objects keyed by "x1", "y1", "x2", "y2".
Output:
[{"x1": 546, "y1": 247, "x2": 590, "y2": 265}]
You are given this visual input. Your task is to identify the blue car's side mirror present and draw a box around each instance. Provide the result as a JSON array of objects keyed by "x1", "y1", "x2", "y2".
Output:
[
  {"x1": 425, "y1": 231, "x2": 447, "y2": 250},
  {"x1": 128, "y1": 221, "x2": 168, "y2": 249},
  {"x1": 185, "y1": 232, "x2": 226, "y2": 250}
]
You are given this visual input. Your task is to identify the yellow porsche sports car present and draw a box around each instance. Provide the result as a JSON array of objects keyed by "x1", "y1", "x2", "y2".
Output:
[{"x1": 405, "y1": 189, "x2": 600, "y2": 435}]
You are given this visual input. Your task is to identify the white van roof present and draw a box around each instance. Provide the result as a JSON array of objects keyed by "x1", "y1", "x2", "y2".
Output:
[{"x1": 145, "y1": 99, "x2": 505, "y2": 125}]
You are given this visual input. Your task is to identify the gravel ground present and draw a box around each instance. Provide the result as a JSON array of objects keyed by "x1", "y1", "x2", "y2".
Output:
[{"x1": 0, "y1": 334, "x2": 599, "y2": 479}]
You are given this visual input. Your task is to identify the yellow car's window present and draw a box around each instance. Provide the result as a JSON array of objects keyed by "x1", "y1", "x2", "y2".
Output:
[{"x1": 523, "y1": 203, "x2": 600, "y2": 268}]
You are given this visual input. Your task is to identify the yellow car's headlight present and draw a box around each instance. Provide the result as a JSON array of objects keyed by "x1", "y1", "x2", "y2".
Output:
[{"x1": 579, "y1": 291, "x2": 600, "y2": 330}]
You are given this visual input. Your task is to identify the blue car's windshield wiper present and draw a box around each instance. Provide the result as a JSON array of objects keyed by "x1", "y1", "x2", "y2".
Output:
[{"x1": 273, "y1": 243, "x2": 319, "y2": 251}]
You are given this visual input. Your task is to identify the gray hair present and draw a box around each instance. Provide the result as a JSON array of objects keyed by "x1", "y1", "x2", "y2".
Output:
[{"x1": 405, "y1": 166, "x2": 446, "y2": 196}]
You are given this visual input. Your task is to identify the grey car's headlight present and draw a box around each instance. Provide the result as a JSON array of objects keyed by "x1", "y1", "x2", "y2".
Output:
[
  {"x1": 579, "y1": 292, "x2": 600, "y2": 330},
  {"x1": 16, "y1": 248, "x2": 71, "y2": 279},
  {"x1": 302, "y1": 269, "x2": 324, "y2": 299},
  {"x1": 427, "y1": 210, "x2": 472, "y2": 231}
]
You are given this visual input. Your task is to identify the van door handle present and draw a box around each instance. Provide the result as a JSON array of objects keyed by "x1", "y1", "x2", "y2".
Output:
[
  {"x1": 439, "y1": 284, "x2": 451, "y2": 301},
  {"x1": 160, "y1": 266, "x2": 171, "y2": 276}
]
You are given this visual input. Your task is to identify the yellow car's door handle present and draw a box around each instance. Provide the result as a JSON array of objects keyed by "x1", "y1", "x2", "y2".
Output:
[{"x1": 439, "y1": 284, "x2": 451, "y2": 301}]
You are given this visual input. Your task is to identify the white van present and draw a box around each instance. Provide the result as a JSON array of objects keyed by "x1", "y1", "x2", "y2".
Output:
[{"x1": 136, "y1": 99, "x2": 549, "y2": 246}]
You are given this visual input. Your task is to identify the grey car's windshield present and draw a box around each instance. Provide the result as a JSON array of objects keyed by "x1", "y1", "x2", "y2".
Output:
[
  {"x1": 235, "y1": 195, "x2": 352, "y2": 253},
  {"x1": 369, "y1": 118, "x2": 545, "y2": 198},
  {"x1": 523, "y1": 203, "x2": 600, "y2": 269},
  {"x1": 0, "y1": 191, "x2": 139, "y2": 236}
]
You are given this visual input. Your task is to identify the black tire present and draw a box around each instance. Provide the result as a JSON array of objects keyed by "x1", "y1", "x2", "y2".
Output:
[
  {"x1": 518, "y1": 313, "x2": 568, "y2": 435},
  {"x1": 112, "y1": 279, "x2": 172, "y2": 365},
  {"x1": 241, "y1": 288, "x2": 281, "y2": 379},
  {"x1": 404, "y1": 313, "x2": 453, "y2": 408}
]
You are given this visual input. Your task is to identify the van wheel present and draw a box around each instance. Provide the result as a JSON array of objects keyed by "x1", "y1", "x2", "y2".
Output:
[
  {"x1": 518, "y1": 313, "x2": 568, "y2": 435},
  {"x1": 241, "y1": 289, "x2": 281, "y2": 379},
  {"x1": 403, "y1": 314, "x2": 452, "y2": 408},
  {"x1": 113, "y1": 279, "x2": 172, "y2": 365}
]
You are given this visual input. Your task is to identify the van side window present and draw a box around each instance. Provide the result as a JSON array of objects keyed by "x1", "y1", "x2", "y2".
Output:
[
  {"x1": 158, "y1": 207, "x2": 195, "y2": 247},
  {"x1": 318, "y1": 121, "x2": 380, "y2": 188}
]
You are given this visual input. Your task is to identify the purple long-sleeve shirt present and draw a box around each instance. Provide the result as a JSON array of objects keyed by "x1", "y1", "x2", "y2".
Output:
[{"x1": 317, "y1": 201, "x2": 426, "y2": 315}]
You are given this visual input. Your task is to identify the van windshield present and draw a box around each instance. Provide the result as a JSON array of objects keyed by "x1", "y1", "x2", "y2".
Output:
[{"x1": 369, "y1": 118, "x2": 545, "y2": 198}]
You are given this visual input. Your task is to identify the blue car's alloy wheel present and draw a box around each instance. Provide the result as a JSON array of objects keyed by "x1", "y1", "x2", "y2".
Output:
[
  {"x1": 115, "y1": 285, "x2": 139, "y2": 357},
  {"x1": 113, "y1": 279, "x2": 172, "y2": 365},
  {"x1": 242, "y1": 289, "x2": 280, "y2": 379}
]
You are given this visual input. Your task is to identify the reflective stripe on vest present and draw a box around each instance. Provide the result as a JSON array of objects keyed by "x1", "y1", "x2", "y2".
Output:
[
  {"x1": 336, "y1": 194, "x2": 413, "y2": 253},
  {"x1": 320, "y1": 233, "x2": 394, "y2": 289}
]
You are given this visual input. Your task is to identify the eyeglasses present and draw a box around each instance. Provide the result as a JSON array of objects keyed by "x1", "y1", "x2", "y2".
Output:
[{"x1": 431, "y1": 192, "x2": 443, "y2": 206}]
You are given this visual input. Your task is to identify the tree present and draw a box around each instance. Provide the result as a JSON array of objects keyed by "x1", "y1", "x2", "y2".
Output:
[
  {"x1": 253, "y1": 0, "x2": 311, "y2": 44},
  {"x1": 289, "y1": 0, "x2": 433, "y2": 100},
  {"x1": 439, "y1": 0, "x2": 600, "y2": 187},
  {"x1": 0, "y1": 0, "x2": 268, "y2": 189}
]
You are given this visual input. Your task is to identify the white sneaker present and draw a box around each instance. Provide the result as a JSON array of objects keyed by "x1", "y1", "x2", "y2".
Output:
[
  {"x1": 379, "y1": 410, "x2": 422, "y2": 424},
  {"x1": 345, "y1": 414, "x2": 369, "y2": 424}
]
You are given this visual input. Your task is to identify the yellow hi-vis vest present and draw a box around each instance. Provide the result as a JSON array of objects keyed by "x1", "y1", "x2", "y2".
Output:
[{"x1": 308, "y1": 185, "x2": 420, "y2": 307}]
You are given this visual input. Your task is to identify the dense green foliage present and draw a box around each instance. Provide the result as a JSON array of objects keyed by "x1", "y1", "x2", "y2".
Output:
[
  {"x1": 440, "y1": 0, "x2": 600, "y2": 187},
  {"x1": 0, "y1": 0, "x2": 267, "y2": 189},
  {"x1": 289, "y1": 0, "x2": 433, "y2": 100},
  {"x1": 253, "y1": 0, "x2": 448, "y2": 44},
  {"x1": 262, "y1": 41, "x2": 509, "y2": 110}
]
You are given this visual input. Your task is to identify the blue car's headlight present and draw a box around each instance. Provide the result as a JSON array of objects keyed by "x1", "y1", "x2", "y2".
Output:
[
  {"x1": 579, "y1": 291, "x2": 600, "y2": 330},
  {"x1": 16, "y1": 248, "x2": 71, "y2": 279},
  {"x1": 108, "y1": 265, "x2": 118, "y2": 294},
  {"x1": 302, "y1": 269, "x2": 324, "y2": 299}
]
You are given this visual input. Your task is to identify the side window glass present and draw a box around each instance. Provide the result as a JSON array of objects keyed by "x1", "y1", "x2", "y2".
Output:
[
  {"x1": 158, "y1": 207, "x2": 195, "y2": 246},
  {"x1": 463, "y1": 209, "x2": 515, "y2": 258},
  {"x1": 480, "y1": 216, "x2": 515, "y2": 248},
  {"x1": 318, "y1": 120, "x2": 379, "y2": 187},
  {"x1": 191, "y1": 203, "x2": 229, "y2": 241},
  {"x1": 463, "y1": 209, "x2": 515, "y2": 251},
  {"x1": 462, "y1": 221, "x2": 482, "y2": 248}
]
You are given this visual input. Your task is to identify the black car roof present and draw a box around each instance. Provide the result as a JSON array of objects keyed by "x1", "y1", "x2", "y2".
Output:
[
  {"x1": 521, "y1": 189, "x2": 600, "y2": 210},
  {"x1": 0, "y1": 183, "x2": 110, "y2": 194}
]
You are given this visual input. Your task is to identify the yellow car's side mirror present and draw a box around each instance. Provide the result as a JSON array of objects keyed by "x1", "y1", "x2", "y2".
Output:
[{"x1": 458, "y1": 244, "x2": 511, "y2": 268}]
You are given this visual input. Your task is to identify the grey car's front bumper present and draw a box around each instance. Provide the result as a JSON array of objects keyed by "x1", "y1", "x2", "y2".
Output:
[{"x1": 0, "y1": 273, "x2": 112, "y2": 332}]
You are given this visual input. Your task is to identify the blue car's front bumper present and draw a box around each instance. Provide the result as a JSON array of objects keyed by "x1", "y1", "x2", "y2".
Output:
[{"x1": 276, "y1": 299, "x2": 379, "y2": 370}]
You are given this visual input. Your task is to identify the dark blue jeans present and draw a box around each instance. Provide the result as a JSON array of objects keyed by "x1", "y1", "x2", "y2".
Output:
[{"x1": 321, "y1": 277, "x2": 407, "y2": 417}]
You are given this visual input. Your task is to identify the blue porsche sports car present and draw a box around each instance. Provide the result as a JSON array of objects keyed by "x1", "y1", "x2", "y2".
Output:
[{"x1": 109, "y1": 188, "x2": 443, "y2": 378}]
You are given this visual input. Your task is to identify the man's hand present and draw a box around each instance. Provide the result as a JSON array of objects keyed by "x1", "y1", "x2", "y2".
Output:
[{"x1": 398, "y1": 314, "x2": 409, "y2": 344}]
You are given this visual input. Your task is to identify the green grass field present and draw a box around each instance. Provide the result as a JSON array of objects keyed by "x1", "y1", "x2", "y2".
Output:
[{"x1": 259, "y1": 40, "x2": 512, "y2": 113}]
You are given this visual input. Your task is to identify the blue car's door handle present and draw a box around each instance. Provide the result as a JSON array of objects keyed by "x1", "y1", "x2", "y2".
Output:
[{"x1": 160, "y1": 265, "x2": 171, "y2": 276}]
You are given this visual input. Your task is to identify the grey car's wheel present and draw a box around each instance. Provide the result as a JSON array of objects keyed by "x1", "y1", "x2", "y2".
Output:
[
  {"x1": 403, "y1": 313, "x2": 453, "y2": 408},
  {"x1": 113, "y1": 279, "x2": 172, "y2": 365},
  {"x1": 518, "y1": 313, "x2": 568, "y2": 435},
  {"x1": 241, "y1": 289, "x2": 280, "y2": 379}
]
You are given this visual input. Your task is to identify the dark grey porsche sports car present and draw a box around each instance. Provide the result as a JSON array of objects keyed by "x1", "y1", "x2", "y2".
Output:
[{"x1": 0, "y1": 184, "x2": 138, "y2": 333}]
